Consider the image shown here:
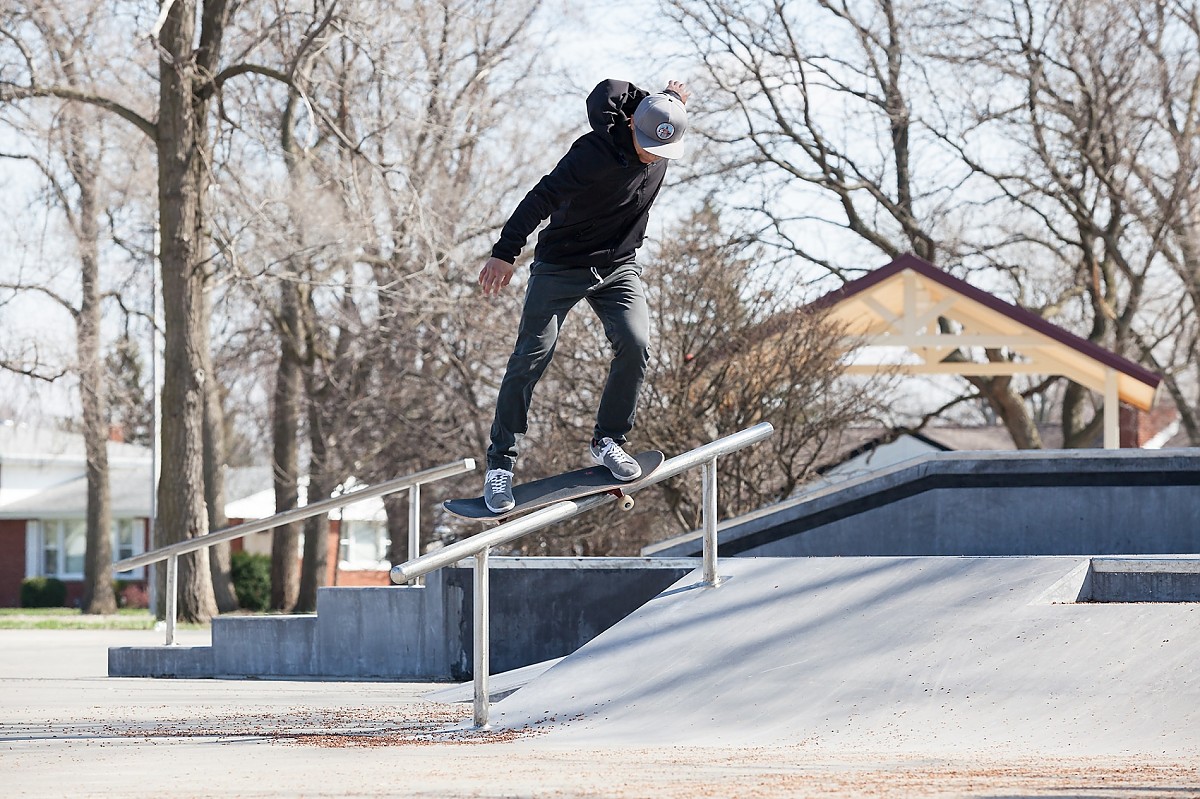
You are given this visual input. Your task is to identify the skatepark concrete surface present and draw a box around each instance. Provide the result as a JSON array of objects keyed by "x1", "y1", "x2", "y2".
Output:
[
  {"x1": 492, "y1": 557, "x2": 1200, "y2": 755},
  {"x1": 5, "y1": 558, "x2": 1200, "y2": 798}
]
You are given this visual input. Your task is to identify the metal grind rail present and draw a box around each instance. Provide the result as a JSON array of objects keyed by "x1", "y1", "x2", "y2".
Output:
[
  {"x1": 389, "y1": 422, "x2": 775, "y2": 728},
  {"x1": 112, "y1": 459, "x2": 477, "y2": 645}
]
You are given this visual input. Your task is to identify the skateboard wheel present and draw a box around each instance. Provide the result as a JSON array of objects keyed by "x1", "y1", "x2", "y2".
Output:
[{"x1": 618, "y1": 495, "x2": 635, "y2": 511}]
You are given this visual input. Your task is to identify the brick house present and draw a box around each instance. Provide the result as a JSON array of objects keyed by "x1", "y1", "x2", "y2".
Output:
[
  {"x1": 221, "y1": 467, "x2": 394, "y2": 589},
  {"x1": 0, "y1": 424, "x2": 152, "y2": 607},
  {"x1": 0, "y1": 423, "x2": 391, "y2": 608}
]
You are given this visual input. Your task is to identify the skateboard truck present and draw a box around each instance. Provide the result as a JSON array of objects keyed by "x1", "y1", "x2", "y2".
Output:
[{"x1": 607, "y1": 488, "x2": 635, "y2": 512}]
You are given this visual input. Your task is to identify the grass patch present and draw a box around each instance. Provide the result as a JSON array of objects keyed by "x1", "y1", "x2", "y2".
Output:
[
  {"x1": 0, "y1": 607, "x2": 148, "y2": 617},
  {"x1": 0, "y1": 608, "x2": 208, "y2": 631}
]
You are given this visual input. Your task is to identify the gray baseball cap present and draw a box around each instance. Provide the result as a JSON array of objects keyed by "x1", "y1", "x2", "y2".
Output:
[{"x1": 632, "y1": 92, "x2": 688, "y2": 159}]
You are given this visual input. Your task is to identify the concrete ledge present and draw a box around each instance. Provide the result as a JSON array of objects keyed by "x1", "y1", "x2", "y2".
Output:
[
  {"x1": 1091, "y1": 557, "x2": 1200, "y2": 573},
  {"x1": 212, "y1": 615, "x2": 318, "y2": 677},
  {"x1": 108, "y1": 645, "x2": 213, "y2": 678},
  {"x1": 1087, "y1": 557, "x2": 1200, "y2": 602},
  {"x1": 1034, "y1": 557, "x2": 1200, "y2": 604}
]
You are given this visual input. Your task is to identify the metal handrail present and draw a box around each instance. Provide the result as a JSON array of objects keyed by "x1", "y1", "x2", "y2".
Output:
[
  {"x1": 388, "y1": 422, "x2": 775, "y2": 728},
  {"x1": 114, "y1": 458, "x2": 476, "y2": 645}
]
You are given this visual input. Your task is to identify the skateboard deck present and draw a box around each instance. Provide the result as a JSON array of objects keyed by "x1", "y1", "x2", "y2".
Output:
[{"x1": 443, "y1": 451, "x2": 664, "y2": 521}]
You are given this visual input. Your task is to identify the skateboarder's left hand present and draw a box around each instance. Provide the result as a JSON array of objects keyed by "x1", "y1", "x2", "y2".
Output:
[
  {"x1": 664, "y1": 80, "x2": 690, "y2": 104},
  {"x1": 479, "y1": 257, "x2": 515, "y2": 298}
]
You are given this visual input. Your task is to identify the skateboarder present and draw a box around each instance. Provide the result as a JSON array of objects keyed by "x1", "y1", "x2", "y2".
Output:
[{"x1": 479, "y1": 78, "x2": 690, "y2": 513}]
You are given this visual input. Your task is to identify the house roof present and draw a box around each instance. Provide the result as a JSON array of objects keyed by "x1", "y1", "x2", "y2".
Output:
[
  {"x1": 222, "y1": 468, "x2": 386, "y2": 522},
  {"x1": 811, "y1": 254, "x2": 1161, "y2": 411},
  {"x1": 0, "y1": 423, "x2": 152, "y2": 464},
  {"x1": 0, "y1": 466, "x2": 153, "y2": 517},
  {"x1": 0, "y1": 425, "x2": 156, "y2": 518}
]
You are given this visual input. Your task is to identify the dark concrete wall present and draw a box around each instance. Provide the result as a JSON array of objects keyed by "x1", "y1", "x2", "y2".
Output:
[
  {"x1": 650, "y1": 449, "x2": 1200, "y2": 558},
  {"x1": 445, "y1": 559, "x2": 697, "y2": 677}
]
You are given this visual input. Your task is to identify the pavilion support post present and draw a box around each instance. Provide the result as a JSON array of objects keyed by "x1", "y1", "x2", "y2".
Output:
[{"x1": 1103, "y1": 368, "x2": 1120, "y2": 449}]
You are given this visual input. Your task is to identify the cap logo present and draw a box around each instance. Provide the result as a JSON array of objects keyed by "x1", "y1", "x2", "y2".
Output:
[{"x1": 656, "y1": 122, "x2": 675, "y2": 141}]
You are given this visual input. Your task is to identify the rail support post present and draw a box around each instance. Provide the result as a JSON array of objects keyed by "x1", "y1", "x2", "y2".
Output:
[
  {"x1": 702, "y1": 457, "x2": 721, "y2": 586},
  {"x1": 407, "y1": 483, "x2": 423, "y2": 586},
  {"x1": 164, "y1": 553, "x2": 178, "y2": 646},
  {"x1": 473, "y1": 546, "x2": 491, "y2": 728}
]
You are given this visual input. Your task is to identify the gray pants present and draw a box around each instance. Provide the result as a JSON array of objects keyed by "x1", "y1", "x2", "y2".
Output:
[{"x1": 487, "y1": 262, "x2": 650, "y2": 472}]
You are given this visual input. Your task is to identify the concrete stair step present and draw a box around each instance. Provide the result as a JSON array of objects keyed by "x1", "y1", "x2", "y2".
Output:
[
  {"x1": 109, "y1": 644, "x2": 213, "y2": 678},
  {"x1": 211, "y1": 614, "x2": 318, "y2": 677}
]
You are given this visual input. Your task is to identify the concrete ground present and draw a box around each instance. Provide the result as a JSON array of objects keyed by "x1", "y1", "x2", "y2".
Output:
[{"x1": 2, "y1": 622, "x2": 1198, "y2": 796}]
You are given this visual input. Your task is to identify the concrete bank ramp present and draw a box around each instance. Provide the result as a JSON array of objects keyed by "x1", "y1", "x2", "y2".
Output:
[{"x1": 491, "y1": 557, "x2": 1200, "y2": 756}]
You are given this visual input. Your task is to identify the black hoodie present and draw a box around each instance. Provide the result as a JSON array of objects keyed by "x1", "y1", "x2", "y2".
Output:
[{"x1": 490, "y1": 79, "x2": 669, "y2": 269}]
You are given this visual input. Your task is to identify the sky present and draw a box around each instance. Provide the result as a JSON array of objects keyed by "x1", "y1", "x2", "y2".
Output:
[{"x1": 551, "y1": 0, "x2": 661, "y2": 94}]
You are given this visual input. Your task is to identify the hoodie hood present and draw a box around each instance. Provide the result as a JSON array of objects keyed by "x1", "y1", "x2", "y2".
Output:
[{"x1": 586, "y1": 79, "x2": 649, "y2": 158}]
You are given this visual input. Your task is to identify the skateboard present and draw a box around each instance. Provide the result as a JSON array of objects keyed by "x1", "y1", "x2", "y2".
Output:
[{"x1": 443, "y1": 450, "x2": 665, "y2": 521}]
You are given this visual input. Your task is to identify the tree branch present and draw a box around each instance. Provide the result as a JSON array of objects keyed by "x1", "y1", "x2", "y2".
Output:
[
  {"x1": 0, "y1": 84, "x2": 156, "y2": 140},
  {"x1": 0, "y1": 281, "x2": 79, "y2": 319},
  {"x1": 211, "y1": 63, "x2": 291, "y2": 92}
]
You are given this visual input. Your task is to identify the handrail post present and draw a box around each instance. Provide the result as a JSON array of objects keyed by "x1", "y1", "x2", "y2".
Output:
[
  {"x1": 702, "y1": 457, "x2": 720, "y2": 586},
  {"x1": 407, "y1": 483, "x2": 423, "y2": 587},
  {"x1": 473, "y1": 546, "x2": 490, "y2": 728},
  {"x1": 164, "y1": 553, "x2": 178, "y2": 645}
]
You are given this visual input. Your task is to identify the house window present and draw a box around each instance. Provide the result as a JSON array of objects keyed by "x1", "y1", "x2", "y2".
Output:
[
  {"x1": 41, "y1": 525, "x2": 59, "y2": 576},
  {"x1": 26, "y1": 519, "x2": 145, "y2": 580},
  {"x1": 112, "y1": 519, "x2": 144, "y2": 579},
  {"x1": 37, "y1": 519, "x2": 87, "y2": 579},
  {"x1": 338, "y1": 520, "x2": 390, "y2": 569}
]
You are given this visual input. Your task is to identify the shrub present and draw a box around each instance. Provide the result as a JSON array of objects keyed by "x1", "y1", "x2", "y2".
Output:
[
  {"x1": 114, "y1": 580, "x2": 150, "y2": 609},
  {"x1": 21, "y1": 577, "x2": 68, "y2": 608},
  {"x1": 230, "y1": 550, "x2": 271, "y2": 612}
]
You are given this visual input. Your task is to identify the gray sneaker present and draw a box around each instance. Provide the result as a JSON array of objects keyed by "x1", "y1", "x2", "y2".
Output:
[
  {"x1": 483, "y1": 468, "x2": 515, "y2": 513},
  {"x1": 589, "y1": 437, "x2": 642, "y2": 481}
]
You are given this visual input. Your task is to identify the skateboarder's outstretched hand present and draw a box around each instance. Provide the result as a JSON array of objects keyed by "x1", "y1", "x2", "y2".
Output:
[{"x1": 479, "y1": 256, "x2": 515, "y2": 298}]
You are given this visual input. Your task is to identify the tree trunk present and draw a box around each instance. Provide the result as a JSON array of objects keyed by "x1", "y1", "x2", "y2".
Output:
[
  {"x1": 72, "y1": 117, "x2": 117, "y2": 615},
  {"x1": 296, "y1": 392, "x2": 330, "y2": 613},
  {"x1": 154, "y1": 0, "x2": 217, "y2": 623},
  {"x1": 383, "y1": 493, "x2": 410, "y2": 566},
  {"x1": 270, "y1": 280, "x2": 303, "y2": 611},
  {"x1": 967, "y1": 374, "x2": 1044, "y2": 449},
  {"x1": 202, "y1": 283, "x2": 239, "y2": 613}
]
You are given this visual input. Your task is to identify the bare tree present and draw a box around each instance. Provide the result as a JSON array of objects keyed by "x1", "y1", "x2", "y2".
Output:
[
  {"x1": 2, "y1": 0, "x2": 367, "y2": 621},
  {"x1": 198, "y1": 0, "x2": 551, "y2": 597},
  {"x1": 266, "y1": 0, "x2": 548, "y2": 556},
  {"x1": 923, "y1": 0, "x2": 1191, "y2": 446},
  {"x1": 200, "y1": 282, "x2": 238, "y2": 612},
  {"x1": 344, "y1": 0, "x2": 547, "y2": 480},
  {"x1": 269, "y1": 276, "x2": 303, "y2": 610},
  {"x1": 1124, "y1": 0, "x2": 1200, "y2": 443},
  {"x1": 662, "y1": 0, "x2": 1049, "y2": 447},
  {"x1": 0, "y1": 7, "x2": 127, "y2": 613}
]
